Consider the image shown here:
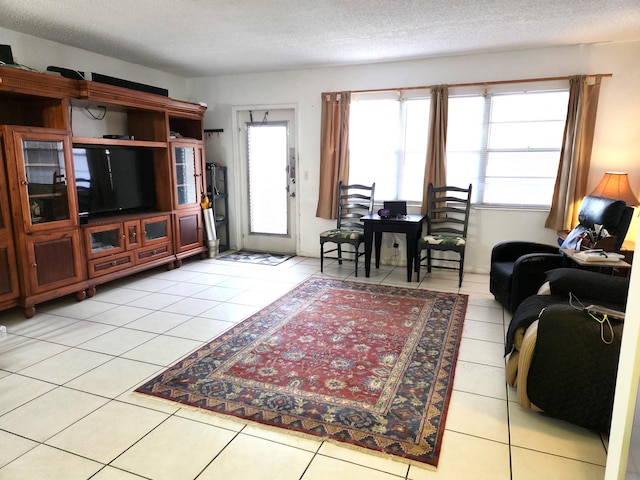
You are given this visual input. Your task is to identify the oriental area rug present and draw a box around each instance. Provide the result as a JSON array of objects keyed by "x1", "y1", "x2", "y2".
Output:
[{"x1": 136, "y1": 277, "x2": 468, "y2": 468}]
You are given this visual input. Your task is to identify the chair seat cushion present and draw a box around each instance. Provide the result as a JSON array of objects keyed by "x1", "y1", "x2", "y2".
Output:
[
  {"x1": 420, "y1": 235, "x2": 465, "y2": 246},
  {"x1": 320, "y1": 229, "x2": 363, "y2": 240}
]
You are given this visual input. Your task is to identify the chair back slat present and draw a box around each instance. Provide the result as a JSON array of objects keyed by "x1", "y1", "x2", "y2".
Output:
[
  {"x1": 427, "y1": 184, "x2": 472, "y2": 237},
  {"x1": 336, "y1": 181, "x2": 375, "y2": 230}
]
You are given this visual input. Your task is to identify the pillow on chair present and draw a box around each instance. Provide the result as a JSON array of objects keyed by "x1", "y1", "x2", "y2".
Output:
[{"x1": 544, "y1": 268, "x2": 630, "y2": 305}]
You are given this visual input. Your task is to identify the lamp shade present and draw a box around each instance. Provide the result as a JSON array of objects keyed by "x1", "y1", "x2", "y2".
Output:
[{"x1": 589, "y1": 172, "x2": 640, "y2": 206}]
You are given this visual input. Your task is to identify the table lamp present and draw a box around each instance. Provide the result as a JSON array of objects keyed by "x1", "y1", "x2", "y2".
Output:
[{"x1": 589, "y1": 172, "x2": 639, "y2": 206}]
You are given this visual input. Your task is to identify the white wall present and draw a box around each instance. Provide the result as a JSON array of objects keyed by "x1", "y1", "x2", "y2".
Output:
[
  {"x1": 0, "y1": 27, "x2": 190, "y2": 102},
  {"x1": 190, "y1": 41, "x2": 640, "y2": 273}
]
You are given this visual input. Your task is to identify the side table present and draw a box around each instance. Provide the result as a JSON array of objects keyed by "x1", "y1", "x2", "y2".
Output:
[
  {"x1": 560, "y1": 249, "x2": 632, "y2": 274},
  {"x1": 361, "y1": 214, "x2": 426, "y2": 282}
]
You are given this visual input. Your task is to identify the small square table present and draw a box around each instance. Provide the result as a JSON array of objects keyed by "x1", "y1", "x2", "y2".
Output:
[{"x1": 362, "y1": 213, "x2": 426, "y2": 282}]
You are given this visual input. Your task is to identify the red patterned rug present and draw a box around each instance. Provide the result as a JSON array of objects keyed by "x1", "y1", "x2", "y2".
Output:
[{"x1": 136, "y1": 277, "x2": 468, "y2": 468}]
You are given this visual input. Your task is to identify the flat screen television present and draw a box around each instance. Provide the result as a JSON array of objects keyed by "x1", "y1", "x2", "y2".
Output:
[{"x1": 73, "y1": 145, "x2": 157, "y2": 220}]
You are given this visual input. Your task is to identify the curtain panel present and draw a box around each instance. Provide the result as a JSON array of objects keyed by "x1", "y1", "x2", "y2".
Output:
[
  {"x1": 422, "y1": 85, "x2": 449, "y2": 215},
  {"x1": 316, "y1": 91, "x2": 351, "y2": 219},
  {"x1": 545, "y1": 75, "x2": 602, "y2": 232}
]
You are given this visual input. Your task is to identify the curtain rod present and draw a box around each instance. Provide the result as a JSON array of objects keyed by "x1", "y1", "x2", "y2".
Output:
[{"x1": 350, "y1": 73, "x2": 613, "y2": 94}]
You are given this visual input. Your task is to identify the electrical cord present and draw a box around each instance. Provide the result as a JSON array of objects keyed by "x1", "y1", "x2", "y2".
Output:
[
  {"x1": 568, "y1": 292, "x2": 615, "y2": 344},
  {"x1": 83, "y1": 106, "x2": 107, "y2": 120}
]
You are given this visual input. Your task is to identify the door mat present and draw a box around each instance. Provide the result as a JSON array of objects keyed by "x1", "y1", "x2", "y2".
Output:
[{"x1": 217, "y1": 250, "x2": 294, "y2": 266}]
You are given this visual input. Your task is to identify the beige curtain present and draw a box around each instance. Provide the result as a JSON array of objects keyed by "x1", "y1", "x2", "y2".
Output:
[
  {"x1": 422, "y1": 85, "x2": 448, "y2": 215},
  {"x1": 316, "y1": 91, "x2": 351, "y2": 219},
  {"x1": 545, "y1": 75, "x2": 602, "y2": 231}
]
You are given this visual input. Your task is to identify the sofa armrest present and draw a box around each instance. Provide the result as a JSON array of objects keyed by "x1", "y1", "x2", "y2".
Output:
[
  {"x1": 515, "y1": 320, "x2": 543, "y2": 412},
  {"x1": 508, "y1": 253, "x2": 564, "y2": 312}
]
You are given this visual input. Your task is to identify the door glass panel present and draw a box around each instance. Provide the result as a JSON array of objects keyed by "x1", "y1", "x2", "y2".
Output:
[
  {"x1": 145, "y1": 220, "x2": 167, "y2": 240},
  {"x1": 23, "y1": 140, "x2": 70, "y2": 224},
  {"x1": 174, "y1": 146, "x2": 196, "y2": 205},
  {"x1": 247, "y1": 123, "x2": 288, "y2": 235}
]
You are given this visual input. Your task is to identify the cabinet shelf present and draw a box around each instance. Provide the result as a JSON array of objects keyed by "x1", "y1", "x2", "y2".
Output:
[
  {"x1": 206, "y1": 164, "x2": 229, "y2": 252},
  {"x1": 72, "y1": 137, "x2": 167, "y2": 148},
  {"x1": 29, "y1": 192, "x2": 64, "y2": 199},
  {"x1": 24, "y1": 163, "x2": 65, "y2": 167}
]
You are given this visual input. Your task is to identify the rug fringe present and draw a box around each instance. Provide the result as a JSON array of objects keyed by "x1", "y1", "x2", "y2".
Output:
[{"x1": 131, "y1": 390, "x2": 437, "y2": 471}]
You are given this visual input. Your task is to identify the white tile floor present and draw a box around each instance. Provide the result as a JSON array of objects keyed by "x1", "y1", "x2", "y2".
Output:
[{"x1": 0, "y1": 255, "x2": 610, "y2": 479}]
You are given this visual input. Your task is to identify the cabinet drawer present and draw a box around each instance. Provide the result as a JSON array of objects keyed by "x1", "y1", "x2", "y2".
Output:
[
  {"x1": 135, "y1": 242, "x2": 172, "y2": 265},
  {"x1": 88, "y1": 252, "x2": 135, "y2": 278}
]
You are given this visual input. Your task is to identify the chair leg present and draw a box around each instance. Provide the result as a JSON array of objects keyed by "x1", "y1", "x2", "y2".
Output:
[
  {"x1": 458, "y1": 252, "x2": 465, "y2": 287},
  {"x1": 320, "y1": 244, "x2": 324, "y2": 273},
  {"x1": 354, "y1": 247, "x2": 358, "y2": 277},
  {"x1": 337, "y1": 244, "x2": 343, "y2": 265},
  {"x1": 427, "y1": 249, "x2": 432, "y2": 273},
  {"x1": 415, "y1": 248, "x2": 422, "y2": 281}
]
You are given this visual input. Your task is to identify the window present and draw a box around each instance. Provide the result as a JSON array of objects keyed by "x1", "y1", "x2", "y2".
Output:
[
  {"x1": 447, "y1": 90, "x2": 570, "y2": 206},
  {"x1": 349, "y1": 93, "x2": 430, "y2": 202},
  {"x1": 348, "y1": 86, "x2": 569, "y2": 207}
]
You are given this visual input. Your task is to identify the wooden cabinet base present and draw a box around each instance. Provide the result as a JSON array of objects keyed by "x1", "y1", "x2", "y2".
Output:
[
  {"x1": 86, "y1": 254, "x2": 176, "y2": 294},
  {"x1": 19, "y1": 279, "x2": 91, "y2": 318}
]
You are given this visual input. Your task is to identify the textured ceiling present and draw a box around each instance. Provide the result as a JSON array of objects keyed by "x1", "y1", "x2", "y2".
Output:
[{"x1": 1, "y1": 0, "x2": 640, "y2": 77}]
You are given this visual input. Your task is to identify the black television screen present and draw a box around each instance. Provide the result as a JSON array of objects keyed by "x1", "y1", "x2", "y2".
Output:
[{"x1": 73, "y1": 145, "x2": 156, "y2": 218}]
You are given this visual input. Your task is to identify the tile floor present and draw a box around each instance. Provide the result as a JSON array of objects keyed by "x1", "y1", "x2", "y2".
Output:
[{"x1": 0, "y1": 255, "x2": 610, "y2": 479}]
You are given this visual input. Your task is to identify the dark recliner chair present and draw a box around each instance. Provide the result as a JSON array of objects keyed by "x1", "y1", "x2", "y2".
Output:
[
  {"x1": 490, "y1": 195, "x2": 633, "y2": 313},
  {"x1": 505, "y1": 267, "x2": 629, "y2": 432}
]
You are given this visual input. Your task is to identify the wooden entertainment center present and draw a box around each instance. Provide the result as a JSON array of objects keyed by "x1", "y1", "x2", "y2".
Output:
[{"x1": 0, "y1": 66, "x2": 209, "y2": 318}]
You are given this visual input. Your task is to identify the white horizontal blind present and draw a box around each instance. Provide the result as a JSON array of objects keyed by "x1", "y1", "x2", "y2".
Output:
[{"x1": 447, "y1": 90, "x2": 569, "y2": 206}]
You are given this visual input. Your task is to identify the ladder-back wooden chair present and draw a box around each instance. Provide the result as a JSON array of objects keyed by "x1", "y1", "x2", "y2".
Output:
[
  {"x1": 320, "y1": 182, "x2": 375, "y2": 276},
  {"x1": 416, "y1": 184, "x2": 472, "y2": 286}
]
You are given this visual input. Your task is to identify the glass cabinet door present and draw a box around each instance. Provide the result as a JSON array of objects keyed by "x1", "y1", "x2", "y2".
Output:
[
  {"x1": 85, "y1": 224, "x2": 125, "y2": 259},
  {"x1": 9, "y1": 129, "x2": 77, "y2": 232},
  {"x1": 23, "y1": 139, "x2": 70, "y2": 224},
  {"x1": 174, "y1": 145, "x2": 197, "y2": 206},
  {"x1": 145, "y1": 220, "x2": 167, "y2": 241},
  {"x1": 142, "y1": 216, "x2": 170, "y2": 246}
]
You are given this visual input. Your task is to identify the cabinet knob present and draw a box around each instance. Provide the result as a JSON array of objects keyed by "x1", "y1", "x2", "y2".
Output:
[
  {"x1": 121, "y1": 235, "x2": 125, "y2": 239},
  {"x1": 132, "y1": 232, "x2": 137, "y2": 237},
  {"x1": 31, "y1": 263, "x2": 37, "y2": 268},
  {"x1": 22, "y1": 180, "x2": 29, "y2": 186},
  {"x1": 112, "y1": 261, "x2": 117, "y2": 266}
]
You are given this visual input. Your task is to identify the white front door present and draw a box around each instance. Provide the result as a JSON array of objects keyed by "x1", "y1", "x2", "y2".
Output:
[{"x1": 236, "y1": 107, "x2": 297, "y2": 254}]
